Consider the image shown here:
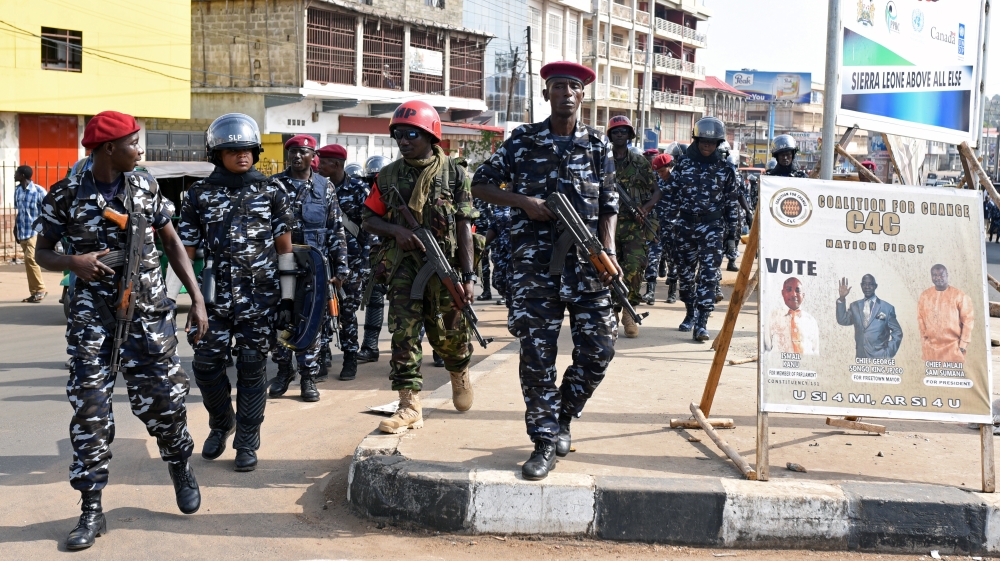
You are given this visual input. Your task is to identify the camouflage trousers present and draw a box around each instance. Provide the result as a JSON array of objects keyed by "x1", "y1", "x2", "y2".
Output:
[
  {"x1": 271, "y1": 338, "x2": 321, "y2": 378},
  {"x1": 723, "y1": 217, "x2": 741, "y2": 260},
  {"x1": 490, "y1": 237, "x2": 512, "y2": 303},
  {"x1": 67, "y1": 320, "x2": 194, "y2": 491},
  {"x1": 387, "y1": 275, "x2": 473, "y2": 391},
  {"x1": 674, "y1": 220, "x2": 724, "y2": 314},
  {"x1": 509, "y1": 293, "x2": 617, "y2": 444},
  {"x1": 480, "y1": 245, "x2": 492, "y2": 293},
  {"x1": 615, "y1": 224, "x2": 649, "y2": 307},
  {"x1": 646, "y1": 220, "x2": 677, "y2": 283},
  {"x1": 337, "y1": 254, "x2": 367, "y2": 354}
]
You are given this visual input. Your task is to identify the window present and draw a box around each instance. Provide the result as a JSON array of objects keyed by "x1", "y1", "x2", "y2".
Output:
[
  {"x1": 306, "y1": 8, "x2": 357, "y2": 85},
  {"x1": 529, "y1": 7, "x2": 542, "y2": 47},
  {"x1": 612, "y1": 33, "x2": 624, "y2": 46},
  {"x1": 547, "y1": 13, "x2": 562, "y2": 52},
  {"x1": 424, "y1": 0, "x2": 444, "y2": 7},
  {"x1": 567, "y1": 18, "x2": 578, "y2": 59},
  {"x1": 41, "y1": 27, "x2": 82, "y2": 71},
  {"x1": 612, "y1": 72, "x2": 623, "y2": 87}
]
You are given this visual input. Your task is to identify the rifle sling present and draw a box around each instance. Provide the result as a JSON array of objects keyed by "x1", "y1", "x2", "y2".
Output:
[{"x1": 342, "y1": 216, "x2": 361, "y2": 238}]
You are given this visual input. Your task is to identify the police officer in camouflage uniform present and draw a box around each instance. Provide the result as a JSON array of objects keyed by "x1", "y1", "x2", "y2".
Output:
[
  {"x1": 472, "y1": 61, "x2": 620, "y2": 481},
  {"x1": 486, "y1": 202, "x2": 512, "y2": 305},
  {"x1": 661, "y1": 117, "x2": 741, "y2": 342},
  {"x1": 607, "y1": 115, "x2": 659, "y2": 337},
  {"x1": 357, "y1": 155, "x2": 391, "y2": 364},
  {"x1": 317, "y1": 143, "x2": 370, "y2": 381},
  {"x1": 362, "y1": 100, "x2": 477, "y2": 433},
  {"x1": 267, "y1": 135, "x2": 348, "y2": 397},
  {"x1": 643, "y1": 153, "x2": 675, "y2": 304},
  {"x1": 766, "y1": 134, "x2": 810, "y2": 178},
  {"x1": 34, "y1": 111, "x2": 209, "y2": 549},
  {"x1": 473, "y1": 197, "x2": 495, "y2": 301},
  {"x1": 179, "y1": 113, "x2": 295, "y2": 472}
]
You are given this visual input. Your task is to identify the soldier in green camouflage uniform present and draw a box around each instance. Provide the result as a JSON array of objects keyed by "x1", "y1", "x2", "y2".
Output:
[
  {"x1": 607, "y1": 116, "x2": 659, "y2": 337},
  {"x1": 361, "y1": 100, "x2": 478, "y2": 433}
]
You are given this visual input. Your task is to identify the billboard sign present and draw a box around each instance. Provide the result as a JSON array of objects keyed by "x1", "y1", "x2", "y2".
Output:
[
  {"x1": 410, "y1": 47, "x2": 443, "y2": 76},
  {"x1": 838, "y1": 0, "x2": 987, "y2": 145},
  {"x1": 758, "y1": 176, "x2": 992, "y2": 423},
  {"x1": 725, "y1": 70, "x2": 812, "y2": 104}
]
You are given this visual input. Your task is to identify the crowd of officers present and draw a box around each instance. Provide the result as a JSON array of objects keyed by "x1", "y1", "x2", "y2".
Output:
[{"x1": 36, "y1": 61, "x2": 817, "y2": 551}]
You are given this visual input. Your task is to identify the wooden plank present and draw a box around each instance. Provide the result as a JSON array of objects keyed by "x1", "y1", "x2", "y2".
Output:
[
  {"x1": 988, "y1": 274, "x2": 1000, "y2": 292},
  {"x1": 809, "y1": 126, "x2": 857, "y2": 179},
  {"x1": 835, "y1": 145, "x2": 882, "y2": 183},
  {"x1": 880, "y1": 133, "x2": 904, "y2": 184},
  {"x1": 741, "y1": 270, "x2": 760, "y2": 307},
  {"x1": 756, "y1": 411, "x2": 769, "y2": 481},
  {"x1": 728, "y1": 356, "x2": 758, "y2": 366},
  {"x1": 825, "y1": 417, "x2": 886, "y2": 434},
  {"x1": 991, "y1": 302, "x2": 1000, "y2": 318},
  {"x1": 983, "y1": 423, "x2": 995, "y2": 493},
  {"x1": 958, "y1": 142, "x2": 1000, "y2": 208},
  {"x1": 699, "y1": 217, "x2": 759, "y2": 416},
  {"x1": 670, "y1": 418, "x2": 735, "y2": 429},
  {"x1": 691, "y1": 402, "x2": 757, "y2": 480}
]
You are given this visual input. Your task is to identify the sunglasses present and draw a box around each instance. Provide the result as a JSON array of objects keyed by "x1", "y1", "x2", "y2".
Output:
[{"x1": 392, "y1": 129, "x2": 421, "y2": 141}]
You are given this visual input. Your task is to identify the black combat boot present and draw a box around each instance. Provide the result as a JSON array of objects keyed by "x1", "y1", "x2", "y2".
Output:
[
  {"x1": 679, "y1": 303, "x2": 697, "y2": 332},
  {"x1": 267, "y1": 361, "x2": 296, "y2": 397},
  {"x1": 358, "y1": 288, "x2": 384, "y2": 363},
  {"x1": 339, "y1": 351, "x2": 358, "y2": 381},
  {"x1": 665, "y1": 280, "x2": 678, "y2": 304},
  {"x1": 432, "y1": 351, "x2": 445, "y2": 368},
  {"x1": 315, "y1": 345, "x2": 332, "y2": 382},
  {"x1": 476, "y1": 289, "x2": 493, "y2": 301},
  {"x1": 521, "y1": 441, "x2": 557, "y2": 481},
  {"x1": 694, "y1": 311, "x2": 710, "y2": 342},
  {"x1": 233, "y1": 351, "x2": 267, "y2": 472},
  {"x1": 727, "y1": 258, "x2": 739, "y2": 272},
  {"x1": 555, "y1": 416, "x2": 572, "y2": 457},
  {"x1": 641, "y1": 281, "x2": 656, "y2": 305},
  {"x1": 167, "y1": 460, "x2": 201, "y2": 514},
  {"x1": 193, "y1": 360, "x2": 235, "y2": 461},
  {"x1": 715, "y1": 284, "x2": 725, "y2": 303},
  {"x1": 66, "y1": 490, "x2": 106, "y2": 550},
  {"x1": 658, "y1": 258, "x2": 667, "y2": 278},
  {"x1": 300, "y1": 373, "x2": 320, "y2": 402}
]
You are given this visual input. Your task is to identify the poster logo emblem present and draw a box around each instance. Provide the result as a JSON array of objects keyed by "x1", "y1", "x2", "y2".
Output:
[
  {"x1": 770, "y1": 188, "x2": 813, "y2": 228},
  {"x1": 857, "y1": 0, "x2": 875, "y2": 26},
  {"x1": 911, "y1": 9, "x2": 924, "y2": 32},
  {"x1": 958, "y1": 23, "x2": 966, "y2": 57},
  {"x1": 885, "y1": 2, "x2": 900, "y2": 33}
]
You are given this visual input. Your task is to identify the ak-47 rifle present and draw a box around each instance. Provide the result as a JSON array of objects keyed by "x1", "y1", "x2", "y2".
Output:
[
  {"x1": 615, "y1": 184, "x2": 659, "y2": 242},
  {"x1": 101, "y1": 207, "x2": 148, "y2": 376},
  {"x1": 388, "y1": 188, "x2": 493, "y2": 349},
  {"x1": 327, "y1": 266, "x2": 346, "y2": 349},
  {"x1": 544, "y1": 191, "x2": 648, "y2": 325}
]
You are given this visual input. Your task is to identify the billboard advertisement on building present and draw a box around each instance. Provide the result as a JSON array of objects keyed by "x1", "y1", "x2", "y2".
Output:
[
  {"x1": 838, "y1": 0, "x2": 987, "y2": 145},
  {"x1": 758, "y1": 176, "x2": 992, "y2": 424},
  {"x1": 725, "y1": 70, "x2": 812, "y2": 104}
]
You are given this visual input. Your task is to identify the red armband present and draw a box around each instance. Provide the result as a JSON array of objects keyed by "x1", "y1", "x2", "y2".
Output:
[{"x1": 364, "y1": 183, "x2": 388, "y2": 216}]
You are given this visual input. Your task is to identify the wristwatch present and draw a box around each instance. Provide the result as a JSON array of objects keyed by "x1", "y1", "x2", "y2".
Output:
[{"x1": 462, "y1": 272, "x2": 478, "y2": 284}]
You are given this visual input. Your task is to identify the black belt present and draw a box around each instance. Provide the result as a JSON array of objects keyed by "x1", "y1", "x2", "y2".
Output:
[{"x1": 678, "y1": 209, "x2": 723, "y2": 223}]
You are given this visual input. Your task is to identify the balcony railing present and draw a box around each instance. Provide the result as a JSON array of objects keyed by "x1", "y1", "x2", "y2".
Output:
[
  {"x1": 610, "y1": 44, "x2": 630, "y2": 62},
  {"x1": 654, "y1": 17, "x2": 707, "y2": 45},
  {"x1": 652, "y1": 53, "x2": 705, "y2": 76},
  {"x1": 609, "y1": 84, "x2": 630, "y2": 101},
  {"x1": 635, "y1": 10, "x2": 650, "y2": 27},
  {"x1": 611, "y1": 2, "x2": 631, "y2": 20},
  {"x1": 648, "y1": 90, "x2": 706, "y2": 108}
]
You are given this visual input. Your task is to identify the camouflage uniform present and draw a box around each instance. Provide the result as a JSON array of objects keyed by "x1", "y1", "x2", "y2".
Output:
[
  {"x1": 473, "y1": 118, "x2": 618, "y2": 445},
  {"x1": 36, "y1": 170, "x2": 194, "y2": 491},
  {"x1": 613, "y1": 150, "x2": 658, "y2": 306},
  {"x1": 332, "y1": 173, "x2": 372, "y2": 354},
  {"x1": 487, "y1": 205, "x2": 512, "y2": 303},
  {"x1": 473, "y1": 198, "x2": 494, "y2": 294},
  {"x1": 723, "y1": 158, "x2": 743, "y2": 262},
  {"x1": 661, "y1": 145, "x2": 740, "y2": 316},
  {"x1": 178, "y1": 170, "x2": 292, "y2": 454},
  {"x1": 361, "y1": 158, "x2": 474, "y2": 391},
  {"x1": 270, "y1": 171, "x2": 349, "y2": 375},
  {"x1": 646, "y1": 176, "x2": 677, "y2": 283}
]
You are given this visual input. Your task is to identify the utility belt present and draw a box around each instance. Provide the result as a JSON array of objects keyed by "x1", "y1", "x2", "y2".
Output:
[{"x1": 678, "y1": 209, "x2": 723, "y2": 224}]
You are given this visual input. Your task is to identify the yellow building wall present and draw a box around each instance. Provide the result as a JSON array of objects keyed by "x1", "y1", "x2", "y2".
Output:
[{"x1": 0, "y1": 0, "x2": 191, "y2": 118}]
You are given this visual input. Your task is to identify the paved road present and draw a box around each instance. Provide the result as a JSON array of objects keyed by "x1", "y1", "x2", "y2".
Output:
[{"x1": 0, "y1": 264, "x2": 953, "y2": 560}]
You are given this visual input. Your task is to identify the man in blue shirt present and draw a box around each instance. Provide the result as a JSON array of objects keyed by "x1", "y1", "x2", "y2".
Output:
[{"x1": 14, "y1": 165, "x2": 47, "y2": 302}]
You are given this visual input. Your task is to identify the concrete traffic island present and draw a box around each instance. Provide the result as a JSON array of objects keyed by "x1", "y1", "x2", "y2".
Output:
[{"x1": 341, "y1": 275, "x2": 1000, "y2": 555}]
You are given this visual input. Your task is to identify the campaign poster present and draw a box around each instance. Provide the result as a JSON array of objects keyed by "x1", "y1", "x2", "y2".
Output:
[
  {"x1": 758, "y1": 176, "x2": 992, "y2": 423},
  {"x1": 725, "y1": 70, "x2": 812, "y2": 104},
  {"x1": 839, "y1": 0, "x2": 986, "y2": 145}
]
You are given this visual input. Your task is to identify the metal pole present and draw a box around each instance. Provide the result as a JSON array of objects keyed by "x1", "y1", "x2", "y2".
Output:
[
  {"x1": 767, "y1": 101, "x2": 775, "y2": 151},
  {"x1": 976, "y1": 0, "x2": 992, "y2": 154},
  {"x1": 753, "y1": 121, "x2": 758, "y2": 166},
  {"x1": 638, "y1": 25, "x2": 653, "y2": 144},
  {"x1": 821, "y1": 0, "x2": 841, "y2": 180},
  {"x1": 526, "y1": 26, "x2": 534, "y2": 123}
]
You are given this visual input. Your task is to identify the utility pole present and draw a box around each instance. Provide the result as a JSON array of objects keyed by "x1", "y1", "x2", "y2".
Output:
[
  {"x1": 506, "y1": 47, "x2": 520, "y2": 123},
  {"x1": 526, "y1": 27, "x2": 534, "y2": 123},
  {"x1": 820, "y1": 0, "x2": 841, "y2": 180},
  {"x1": 753, "y1": 121, "x2": 759, "y2": 166},
  {"x1": 638, "y1": 25, "x2": 653, "y2": 146}
]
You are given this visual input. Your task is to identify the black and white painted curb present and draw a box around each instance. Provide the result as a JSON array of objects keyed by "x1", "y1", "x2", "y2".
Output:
[{"x1": 343, "y1": 343, "x2": 1000, "y2": 553}]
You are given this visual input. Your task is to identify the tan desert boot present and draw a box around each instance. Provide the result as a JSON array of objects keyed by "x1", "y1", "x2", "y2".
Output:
[
  {"x1": 449, "y1": 369, "x2": 473, "y2": 411},
  {"x1": 378, "y1": 390, "x2": 423, "y2": 434},
  {"x1": 622, "y1": 311, "x2": 639, "y2": 338}
]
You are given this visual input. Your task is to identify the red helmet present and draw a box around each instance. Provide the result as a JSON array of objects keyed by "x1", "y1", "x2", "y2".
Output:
[
  {"x1": 607, "y1": 115, "x2": 635, "y2": 139},
  {"x1": 389, "y1": 100, "x2": 442, "y2": 143}
]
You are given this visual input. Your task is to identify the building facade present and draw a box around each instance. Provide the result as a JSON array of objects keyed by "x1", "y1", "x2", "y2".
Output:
[
  {"x1": 582, "y1": 0, "x2": 708, "y2": 147},
  {"x1": 525, "y1": 0, "x2": 589, "y2": 123},
  {"x1": 164, "y1": 0, "x2": 491, "y2": 169},
  {"x1": 0, "y1": 0, "x2": 191, "y2": 195}
]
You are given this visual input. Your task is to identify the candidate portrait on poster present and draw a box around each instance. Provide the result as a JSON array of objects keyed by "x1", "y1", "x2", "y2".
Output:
[
  {"x1": 835, "y1": 274, "x2": 903, "y2": 359},
  {"x1": 917, "y1": 264, "x2": 975, "y2": 364},
  {"x1": 764, "y1": 277, "x2": 819, "y2": 355}
]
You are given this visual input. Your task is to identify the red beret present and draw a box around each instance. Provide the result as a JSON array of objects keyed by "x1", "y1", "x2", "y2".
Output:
[
  {"x1": 317, "y1": 144, "x2": 347, "y2": 159},
  {"x1": 284, "y1": 134, "x2": 317, "y2": 150},
  {"x1": 860, "y1": 160, "x2": 876, "y2": 170},
  {"x1": 82, "y1": 111, "x2": 140, "y2": 149},
  {"x1": 539, "y1": 61, "x2": 596, "y2": 86},
  {"x1": 652, "y1": 153, "x2": 674, "y2": 170},
  {"x1": 644, "y1": 148, "x2": 659, "y2": 155}
]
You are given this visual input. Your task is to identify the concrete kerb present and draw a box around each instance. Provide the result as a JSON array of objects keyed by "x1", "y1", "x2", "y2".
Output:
[{"x1": 342, "y1": 342, "x2": 1000, "y2": 554}]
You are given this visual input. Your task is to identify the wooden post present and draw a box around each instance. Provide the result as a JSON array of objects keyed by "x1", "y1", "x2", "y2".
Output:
[
  {"x1": 825, "y1": 417, "x2": 886, "y2": 434},
  {"x1": 958, "y1": 142, "x2": 1000, "y2": 208},
  {"x1": 691, "y1": 402, "x2": 757, "y2": 480},
  {"x1": 756, "y1": 412, "x2": 769, "y2": 481},
  {"x1": 982, "y1": 424, "x2": 995, "y2": 493},
  {"x1": 809, "y1": 126, "x2": 858, "y2": 179},
  {"x1": 699, "y1": 217, "x2": 759, "y2": 417},
  {"x1": 835, "y1": 145, "x2": 882, "y2": 183},
  {"x1": 880, "y1": 133, "x2": 904, "y2": 184}
]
